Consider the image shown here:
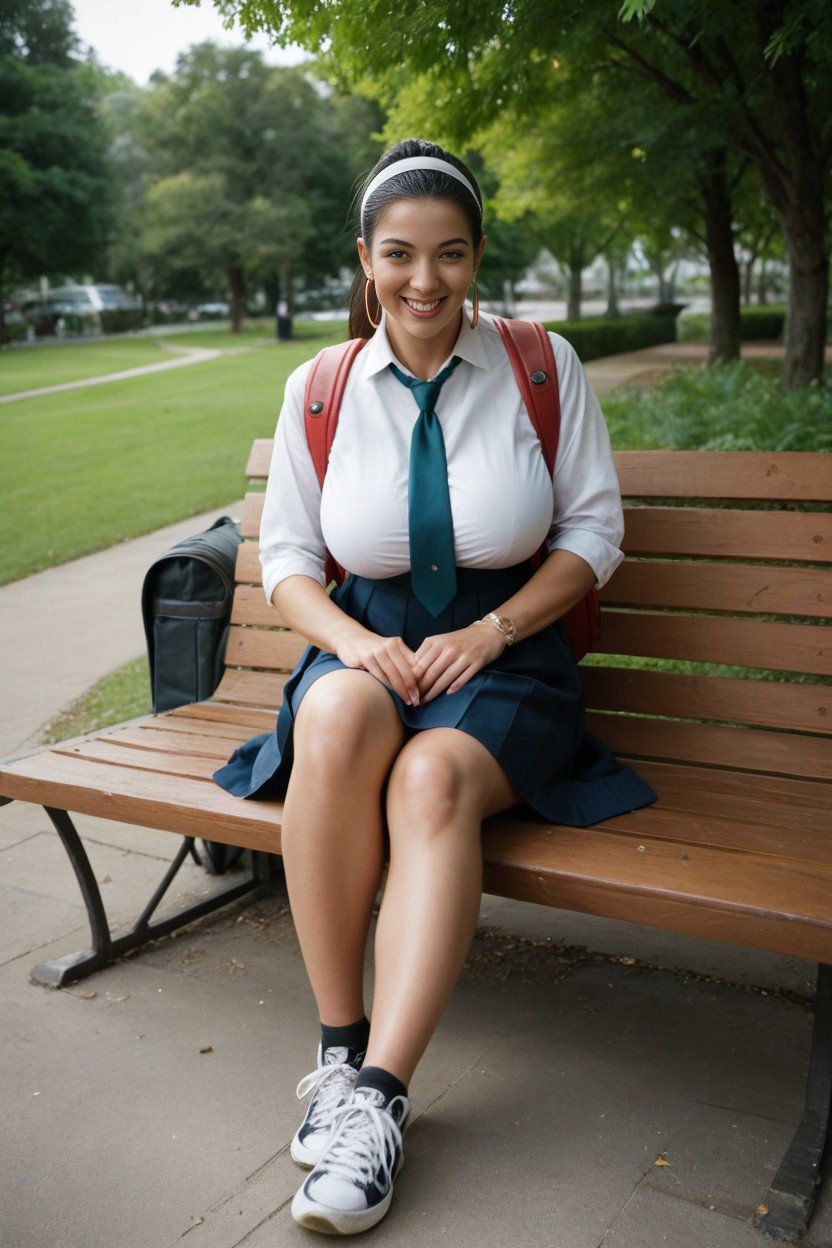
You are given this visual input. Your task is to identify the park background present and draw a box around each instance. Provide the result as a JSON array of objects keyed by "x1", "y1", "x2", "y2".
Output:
[{"x1": 1, "y1": 3, "x2": 831, "y2": 1245}]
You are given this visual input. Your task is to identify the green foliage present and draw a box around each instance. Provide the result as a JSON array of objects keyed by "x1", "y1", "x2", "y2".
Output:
[
  {"x1": 602, "y1": 362, "x2": 832, "y2": 452},
  {"x1": 678, "y1": 306, "x2": 789, "y2": 344},
  {"x1": 0, "y1": 0, "x2": 114, "y2": 309},
  {"x1": 543, "y1": 315, "x2": 677, "y2": 362}
]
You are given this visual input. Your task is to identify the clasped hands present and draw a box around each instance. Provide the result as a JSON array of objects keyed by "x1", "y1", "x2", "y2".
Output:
[{"x1": 337, "y1": 621, "x2": 508, "y2": 705}]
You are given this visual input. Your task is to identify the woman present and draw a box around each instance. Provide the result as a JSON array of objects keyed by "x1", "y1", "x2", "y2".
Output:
[{"x1": 213, "y1": 137, "x2": 657, "y2": 1235}]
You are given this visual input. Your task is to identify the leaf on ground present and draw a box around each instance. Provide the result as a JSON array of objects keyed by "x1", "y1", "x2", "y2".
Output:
[{"x1": 199, "y1": 1046, "x2": 214, "y2": 1054}]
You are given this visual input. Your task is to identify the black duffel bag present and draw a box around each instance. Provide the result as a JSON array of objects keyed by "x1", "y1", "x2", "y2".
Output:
[{"x1": 141, "y1": 514, "x2": 243, "y2": 874}]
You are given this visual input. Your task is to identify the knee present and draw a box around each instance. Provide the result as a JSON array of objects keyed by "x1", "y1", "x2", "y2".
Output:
[
  {"x1": 293, "y1": 672, "x2": 391, "y2": 772},
  {"x1": 386, "y1": 747, "x2": 469, "y2": 836}
]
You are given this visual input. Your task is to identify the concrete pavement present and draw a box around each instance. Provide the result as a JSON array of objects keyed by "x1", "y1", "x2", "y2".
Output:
[{"x1": 2, "y1": 342, "x2": 831, "y2": 1247}]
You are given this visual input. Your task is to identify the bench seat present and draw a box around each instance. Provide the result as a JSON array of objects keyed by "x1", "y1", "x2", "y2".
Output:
[{"x1": 4, "y1": 693, "x2": 831, "y2": 964}]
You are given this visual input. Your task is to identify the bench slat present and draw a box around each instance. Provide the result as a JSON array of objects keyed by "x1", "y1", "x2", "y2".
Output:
[
  {"x1": 615, "y1": 451, "x2": 832, "y2": 501},
  {"x1": 58, "y1": 739, "x2": 222, "y2": 781},
  {"x1": 213, "y1": 669, "x2": 284, "y2": 707},
  {"x1": 101, "y1": 724, "x2": 247, "y2": 758},
  {"x1": 167, "y1": 702, "x2": 277, "y2": 731},
  {"x1": 224, "y1": 624, "x2": 309, "y2": 672},
  {"x1": 580, "y1": 667, "x2": 832, "y2": 736},
  {"x1": 231, "y1": 583, "x2": 288, "y2": 628},
  {"x1": 589, "y1": 711, "x2": 831, "y2": 780},
  {"x1": 601, "y1": 560, "x2": 832, "y2": 618},
  {"x1": 595, "y1": 611, "x2": 831, "y2": 675},
  {"x1": 622, "y1": 506, "x2": 832, "y2": 562}
]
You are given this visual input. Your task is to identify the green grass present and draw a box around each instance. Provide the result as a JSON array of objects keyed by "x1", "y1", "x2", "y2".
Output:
[
  {"x1": 39, "y1": 655, "x2": 152, "y2": 744},
  {"x1": 1, "y1": 320, "x2": 348, "y2": 585},
  {"x1": 0, "y1": 337, "x2": 175, "y2": 395}
]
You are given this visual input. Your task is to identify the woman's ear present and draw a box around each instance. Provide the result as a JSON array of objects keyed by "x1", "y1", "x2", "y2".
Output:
[
  {"x1": 357, "y1": 237, "x2": 371, "y2": 276},
  {"x1": 474, "y1": 234, "x2": 488, "y2": 272}
]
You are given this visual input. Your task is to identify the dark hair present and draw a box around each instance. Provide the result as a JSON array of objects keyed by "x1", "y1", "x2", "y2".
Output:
[{"x1": 348, "y1": 138, "x2": 484, "y2": 340}]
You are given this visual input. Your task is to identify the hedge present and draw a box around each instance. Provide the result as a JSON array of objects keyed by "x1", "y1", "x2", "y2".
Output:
[
  {"x1": 678, "y1": 305, "x2": 789, "y2": 344},
  {"x1": 541, "y1": 314, "x2": 677, "y2": 362}
]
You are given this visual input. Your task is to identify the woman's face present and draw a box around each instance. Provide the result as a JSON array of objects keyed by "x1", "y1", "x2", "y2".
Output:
[{"x1": 357, "y1": 197, "x2": 486, "y2": 348}]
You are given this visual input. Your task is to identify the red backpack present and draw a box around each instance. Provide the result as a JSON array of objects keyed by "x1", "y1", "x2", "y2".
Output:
[{"x1": 302, "y1": 317, "x2": 600, "y2": 662}]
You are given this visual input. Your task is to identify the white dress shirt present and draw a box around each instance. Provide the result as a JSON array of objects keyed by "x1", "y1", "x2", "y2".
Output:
[{"x1": 259, "y1": 304, "x2": 624, "y2": 605}]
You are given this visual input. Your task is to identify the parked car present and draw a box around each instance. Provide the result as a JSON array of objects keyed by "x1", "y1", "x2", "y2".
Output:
[
  {"x1": 186, "y1": 302, "x2": 230, "y2": 322},
  {"x1": 23, "y1": 284, "x2": 144, "y2": 337}
]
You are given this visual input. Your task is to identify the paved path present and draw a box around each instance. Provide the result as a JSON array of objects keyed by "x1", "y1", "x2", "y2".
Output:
[{"x1": 0, "y1": 342, "x2": 224, "y2": 405}]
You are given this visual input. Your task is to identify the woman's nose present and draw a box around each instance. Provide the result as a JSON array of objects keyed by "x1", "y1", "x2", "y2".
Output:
[{"x1": 409, "y1": 261, "x2": 440, "y2": 293}]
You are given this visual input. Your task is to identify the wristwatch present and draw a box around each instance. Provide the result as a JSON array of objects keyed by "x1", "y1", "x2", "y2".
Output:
[{"x1": 475, "y1": 612, "x2": 517, "y2": 645}]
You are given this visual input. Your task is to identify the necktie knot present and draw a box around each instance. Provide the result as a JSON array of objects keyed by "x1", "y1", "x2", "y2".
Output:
[{"x1": 388, "y1": 355, "x2": 461, "y2": 412}]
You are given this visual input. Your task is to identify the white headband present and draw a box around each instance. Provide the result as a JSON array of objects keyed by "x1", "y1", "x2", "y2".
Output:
[{"x1": 360, "y1": 157, "x2": 481, "y2": 226}]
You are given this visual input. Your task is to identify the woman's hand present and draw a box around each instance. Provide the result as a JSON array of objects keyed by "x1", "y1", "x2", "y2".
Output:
[
  {"x1": 412, "y1": 622, "x2": 506, "y2": 703},
  {"x1": 336, "y1": 630, "x2": 423, "y2": 705}
]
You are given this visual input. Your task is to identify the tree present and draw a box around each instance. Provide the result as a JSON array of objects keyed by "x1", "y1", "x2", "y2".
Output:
[
  {"x1": 0, "y1": 0, "x2": 113, "y2": 341},
  {"x1": 186, "y1": 0, "x2": 830, "y2": 387},
  {"x1": 131, "y1": 45, "x2": 380, "y2": 330}
]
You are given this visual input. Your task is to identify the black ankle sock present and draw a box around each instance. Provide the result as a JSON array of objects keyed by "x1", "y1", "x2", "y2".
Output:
[
  {"x1": 353, "y1": 1064, "x2": 408, "y2": 1107},
  {"x1": 320, "y1": 1015, "x2": 371, "y2": 1065}
]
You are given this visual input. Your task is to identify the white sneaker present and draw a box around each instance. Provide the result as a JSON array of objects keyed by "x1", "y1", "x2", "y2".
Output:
[
  {"x1": 291, "y1": 1086, "x2": 411, "y2": 1235},
  {"x1": 290, "y1": 1043, "x2": 361, "y2": 1169}
]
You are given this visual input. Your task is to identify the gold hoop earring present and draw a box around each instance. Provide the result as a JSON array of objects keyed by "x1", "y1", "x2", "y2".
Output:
[
  {"x1": 364, "y1": 275, "x2": 380, "y2": 329},
  {"x1": 470, "y1": 278, "x2": 479, "y2": 328}
]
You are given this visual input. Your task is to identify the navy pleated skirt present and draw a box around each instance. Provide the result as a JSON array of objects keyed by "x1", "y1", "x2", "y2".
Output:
[{"x1": 211, "y1": 560, "x2": 658, "y2": 827}]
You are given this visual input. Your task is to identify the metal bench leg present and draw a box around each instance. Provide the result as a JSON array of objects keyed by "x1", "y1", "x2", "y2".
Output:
[
  {"x1": 754, "y1": 962, "x2": 832, "y2": 1241},
  {"x1": 30, "y1": 805, "x2": 275, "y2": 988}
]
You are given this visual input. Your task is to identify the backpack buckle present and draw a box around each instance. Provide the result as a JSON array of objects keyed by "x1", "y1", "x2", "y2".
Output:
[{"x1": 530, "y1": 370, "x2": 547, "y2": 385}]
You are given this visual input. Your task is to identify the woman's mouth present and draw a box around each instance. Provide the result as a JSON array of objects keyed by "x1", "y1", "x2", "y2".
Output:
[{"x1": 401, "y1": 295, "x2": 448, "y2": 318}]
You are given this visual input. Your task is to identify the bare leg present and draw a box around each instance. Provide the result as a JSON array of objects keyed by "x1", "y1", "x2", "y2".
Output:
[
  {"x1": 281, "y1": 669, "x2": 406, "y2": 1025},
  {"x1": 362, "y1": 727, "x2": 522, "y2": 1085}
]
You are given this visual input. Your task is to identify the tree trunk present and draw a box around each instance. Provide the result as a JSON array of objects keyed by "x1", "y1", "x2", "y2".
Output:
[
  {"x1": 228, "y1": 264, "x2": 246, "y2": 334},
  {"x1": 605, "y1": 259, "x2": 620, "y2": 317},
  {"x1": 757, "y1": 259, "x2": 769, "y2": 306},
  {"x1": 779, "y1": 200, "x2": 828, "y2": 390},
  {"x1": 566, "y1": 257, "x2": 582, "y2": 321},
  {"x1": 699, "y1": 157, "x2": 740, "y2": 365},
  {"x1": 743, "y1": 258, "x2": 754, "y2": 307},
  {"x1": 747, "y1": 43, "x2": 828, "y2": 389}
]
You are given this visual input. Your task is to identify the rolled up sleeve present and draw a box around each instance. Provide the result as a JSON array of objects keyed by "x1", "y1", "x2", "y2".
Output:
[
  {"x1": 543, "y1": 334, "x2": 624, "y2": 590},
  {"x1": 259, "y1": 360, "x2": 329, "y2": 606}
]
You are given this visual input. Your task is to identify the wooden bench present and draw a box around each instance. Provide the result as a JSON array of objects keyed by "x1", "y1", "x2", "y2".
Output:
[{"x1": 1, "y1": 446, "x2": 830, "y2": 1239}]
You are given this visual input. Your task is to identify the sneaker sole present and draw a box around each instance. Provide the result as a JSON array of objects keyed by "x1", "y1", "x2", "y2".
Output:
[{"x1": 291, "y1": 1147, "x2": 405, "y2": 1234}]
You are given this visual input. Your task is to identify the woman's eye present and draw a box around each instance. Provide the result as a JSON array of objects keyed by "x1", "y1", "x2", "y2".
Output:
[
  {"x1": 385, "y1": 250, "x2": 407, "y2": 259},
  {"x1": 441, "y1": 251, "x2": 464, "y2": 260}
]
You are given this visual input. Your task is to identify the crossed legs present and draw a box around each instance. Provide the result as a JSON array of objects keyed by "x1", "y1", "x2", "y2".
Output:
[{"x1": 280, "y1": 667, "x2": 522, "y2": 1086}]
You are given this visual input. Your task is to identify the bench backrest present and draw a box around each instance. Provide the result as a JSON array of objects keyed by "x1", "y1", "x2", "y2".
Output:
[{"x1": 215, "y1": 446, "x2": 831, "y2": 788}]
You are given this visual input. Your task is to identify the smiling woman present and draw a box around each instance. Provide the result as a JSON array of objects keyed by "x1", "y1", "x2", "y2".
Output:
[{"x1": 210, "y1": 136, "x2": 657, "y2": 1236}]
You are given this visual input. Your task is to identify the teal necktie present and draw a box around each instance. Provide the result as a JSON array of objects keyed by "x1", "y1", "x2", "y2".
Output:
[{"x1": 388, "y1": 354, "x2": 463, "y2": 616}]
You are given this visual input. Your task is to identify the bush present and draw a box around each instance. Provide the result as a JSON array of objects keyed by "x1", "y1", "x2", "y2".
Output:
[
  {"x1": 678, "y1": 305, "x2": 789, "y2": 344},
  {"x1": 601, "y1": 360, "x2": 832, "y2": 451},
  {"x1": 542, "y1": 314, "x2": 677, "y2": 362}
]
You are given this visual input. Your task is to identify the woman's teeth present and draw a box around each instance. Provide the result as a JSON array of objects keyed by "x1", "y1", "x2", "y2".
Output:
[{"x1": 404, "y1": 297, "x2": 445, "y2": 311}]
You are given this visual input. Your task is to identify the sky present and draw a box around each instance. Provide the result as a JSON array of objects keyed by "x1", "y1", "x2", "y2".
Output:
[{"x1": 70, "y1": 0, "x2": 311, "y2": 84}]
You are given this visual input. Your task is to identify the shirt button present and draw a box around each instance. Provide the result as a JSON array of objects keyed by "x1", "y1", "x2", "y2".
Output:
[{"x1": 430, "y1": 564, "x2": 438, "y2": 572}]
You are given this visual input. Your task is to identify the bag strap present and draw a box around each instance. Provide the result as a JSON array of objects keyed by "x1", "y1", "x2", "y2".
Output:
[
  {"x1": 491, "y1": 316, "x2": 561, "y2": 476},
  {"x1": 304, "y1": 337, "x2": 368, "y2": 488}
]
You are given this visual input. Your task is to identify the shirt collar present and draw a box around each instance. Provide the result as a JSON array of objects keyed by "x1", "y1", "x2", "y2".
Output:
[{"x1": 361, "y1": 301, "x2": 490, "y2": 379}]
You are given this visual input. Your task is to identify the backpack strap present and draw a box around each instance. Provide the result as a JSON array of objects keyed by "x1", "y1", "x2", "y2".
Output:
[
  {"x1": 492, "y1": 316, "x2": 561, "y2": 475},
  {"x1": 303, "y1": 338, "x2": 367, "y2": 588},
  {"x1": 493, "y1": 316, "x2": 600, "y2": 660}
]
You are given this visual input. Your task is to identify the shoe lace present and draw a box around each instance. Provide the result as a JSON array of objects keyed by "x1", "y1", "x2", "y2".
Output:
[
  {"x1": 319, "y1": 1098, "x2": 403, "y2": 1191},
  {"x1": 295, "y1": 1061, "x2": 358, "y2": 1131}
]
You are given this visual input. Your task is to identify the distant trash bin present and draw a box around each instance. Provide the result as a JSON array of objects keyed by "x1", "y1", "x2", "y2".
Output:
[{"x1": 276, "y1": 314, "x2": 292, "y2": 340}]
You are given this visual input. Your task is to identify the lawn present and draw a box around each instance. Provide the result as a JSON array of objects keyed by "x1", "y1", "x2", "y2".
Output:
[
  {"x1": 1, "y1": 320, "x2": 348, "y2": 586},
  {"x1": 0, "y1": 336, "x2": 175, "y2": 395},
  {"x1": 0, "y1": 318, "x2": 334, "y2": 395}
]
